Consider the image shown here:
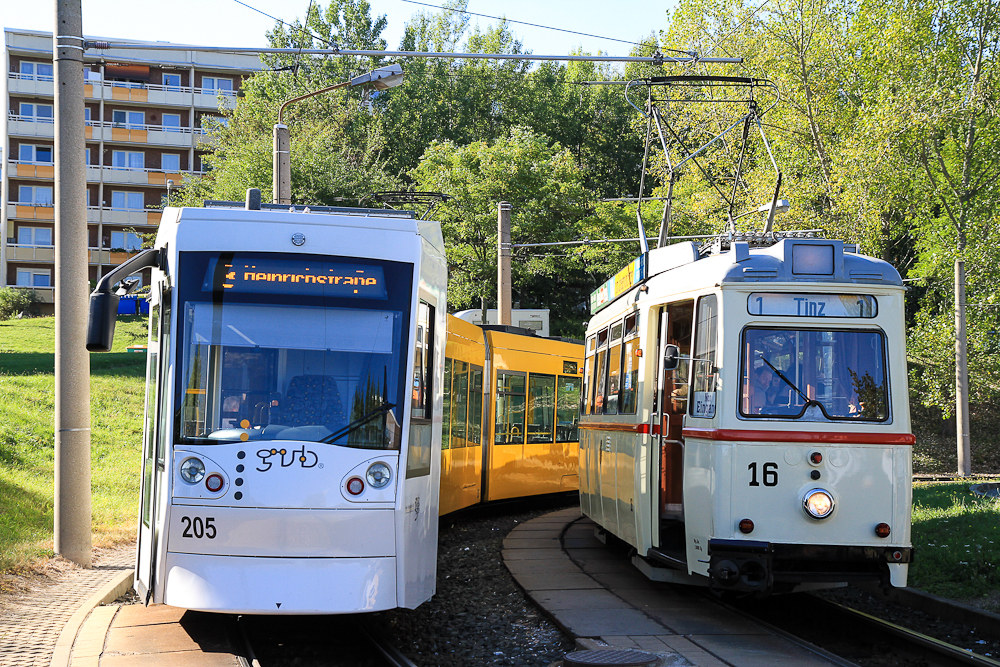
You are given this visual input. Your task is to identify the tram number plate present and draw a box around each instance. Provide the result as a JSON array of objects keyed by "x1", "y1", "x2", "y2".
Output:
[
  {"x1": 748, "y1": 462, "x2": 778, "y2": 487},
  {"x1": 180, "y1": 516, "x2": 217, "y2": 539}
]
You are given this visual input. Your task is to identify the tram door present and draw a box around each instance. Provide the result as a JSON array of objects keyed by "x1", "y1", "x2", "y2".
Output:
[
  {"x1": 136, "y1": 289, "x2": 171, "y2": 602},
  {"x1": 652, "y1": 301, "x2": 692, "y2": 552}
]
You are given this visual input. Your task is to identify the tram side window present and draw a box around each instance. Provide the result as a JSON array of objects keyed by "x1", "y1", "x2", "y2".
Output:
[
  {"x1": 556, "y1": 374, "x2": 580, "y2": 441},
  {"x1": 451, "y1": 360, "x2": 470, "y2": 448},
  {"x1": 582, "y1": 335, "x2": 596, "y2": 415},
  {"x1": 442, "y1": 358, "x2": 452, "y2": 450},
  {"x1": 527, "y1": 374, "x2": 556, "y2": 443},
  {"x1": 495, "y1": 371, "x2": 526, "y2": 444},
  {"x1": 605, "y1": 322, "x2": 624, "y2": 415},
  {"x1": 690, "y1": 295, "x2": 719, "y2": 418},
  {"x1": 406, "y1": 302, "x2": 434, "y2": 478},
  {"x1": 619, "y1": 312, "x2": 640, "y2": 414},
  {"x1": 469, "y1": 366, "x2": 483, "y2": 445},
  {"x1": 590, "y1": 328, "x2": 609, "y2": 414}
]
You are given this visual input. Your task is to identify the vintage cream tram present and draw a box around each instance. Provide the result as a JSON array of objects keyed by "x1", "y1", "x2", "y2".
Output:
[
  {"x1": 579, "y1": 234, "x2": 913, "y2": 594},
  {"x1": 88, "y1": 192, "x2": 446, "y2": 614}
]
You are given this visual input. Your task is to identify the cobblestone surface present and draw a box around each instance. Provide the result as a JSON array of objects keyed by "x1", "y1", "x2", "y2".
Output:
[{"x1": 0, "y1": 545, "x2": 133, "y2": 667}]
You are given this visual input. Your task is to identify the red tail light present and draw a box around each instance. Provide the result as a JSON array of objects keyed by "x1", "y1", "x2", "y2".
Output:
[
  {"x1": 346, "y1": 477, "x2": 365, "y2": 496},
  {"x1": 875, "y1": 523, "x2": 891, "y2": 538},
  {"x1": 738, "y1": 518, "x2": 755, "y2": 534},
  {"x1": 205, "y1": 473, "x2": 224, "y2": 492}
]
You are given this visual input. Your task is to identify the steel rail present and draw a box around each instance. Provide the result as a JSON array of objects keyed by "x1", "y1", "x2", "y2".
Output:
[{"x1": 356, "y1": 620, "x2": 419, "y2": 667}]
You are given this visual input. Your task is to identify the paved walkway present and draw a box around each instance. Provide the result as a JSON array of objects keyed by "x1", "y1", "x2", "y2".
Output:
[
  {"x1": 503, "y1": 507, "x2": 842, "y2": 666},
  {"x1": 0, "y1": 545, "x2": 133, "y2": 667}
]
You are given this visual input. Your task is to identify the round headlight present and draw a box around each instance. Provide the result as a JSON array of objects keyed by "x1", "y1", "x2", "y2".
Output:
[
  {"x1": 803, "y1": 488, "x2": 835, "y2": 519},
  {"x1": 367, "y1": 462, "x2": 391, "y2": 489},
  {"x1": 179, "y1": 457, "x2": 205, "y2": 483}
]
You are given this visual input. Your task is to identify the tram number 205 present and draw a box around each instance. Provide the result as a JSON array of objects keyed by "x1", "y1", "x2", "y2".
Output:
[
  {"x1": 180, "y1": 516, "x2": 217, "y2": 539},
  {"x1": 748, "y1": 462, "x2": 778, "y2": 487}
]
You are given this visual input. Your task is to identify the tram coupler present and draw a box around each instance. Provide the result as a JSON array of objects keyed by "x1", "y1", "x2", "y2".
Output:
[{"x1": 708, "y1": 539, "x2": 774, "y2": 593}]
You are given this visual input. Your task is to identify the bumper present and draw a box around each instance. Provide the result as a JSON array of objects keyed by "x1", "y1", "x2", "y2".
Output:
[
  {"x1": 708, "y1": 539, "x2": 912, "y2": 593},
  {"x1": 161, "y1": 552, "x2": 397, "y2": 614}
]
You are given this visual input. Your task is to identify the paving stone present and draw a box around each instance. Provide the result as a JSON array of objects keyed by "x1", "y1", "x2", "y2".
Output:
[
  {"x1": 531, "y1": 588, "x2": 631, "y2": 611},
  {"x1": 553, "y1": 608, "x2": 668, "y2": 637},
  {"x1": 502, "y1": 547, "x2": 567, "y2": 561},
  {"x1": 514, "y1": 571, "x2": 598, "y2": 591},
  {"x1": 689, "y1": 633, "x2": 835, "y2": 666},
  {"x1": 0, "y1": 544, "x2": 132, "y2": 667}
]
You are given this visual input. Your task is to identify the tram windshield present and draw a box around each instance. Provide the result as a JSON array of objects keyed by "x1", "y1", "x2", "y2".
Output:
[
  {"x1": 740, "y1": 328, "x2": 889, "y2": 422},
  {"x1": 175, "y1": 252, "x2": 413, "y2": 449}
]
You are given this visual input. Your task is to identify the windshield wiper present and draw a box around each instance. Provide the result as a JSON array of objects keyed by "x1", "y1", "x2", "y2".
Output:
[
  {"x1": 321, "y1": 402, "x2": 397, "y2": 444},
  {"x1": 758, "y1": 354, "x2": 821, "y2": 417}
]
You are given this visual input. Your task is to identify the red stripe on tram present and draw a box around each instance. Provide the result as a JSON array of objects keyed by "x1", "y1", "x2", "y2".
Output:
[{"x1": 681, "y1": 428, "x2": 916, "y2": 445}]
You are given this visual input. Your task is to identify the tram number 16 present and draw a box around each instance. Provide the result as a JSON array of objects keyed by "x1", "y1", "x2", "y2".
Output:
[
  {"x1": 748, "y1": 462, "x2": 778, "y2": 487},
  {"x1": 180, "y1": 516, "x2": 217, "y2": 539}
]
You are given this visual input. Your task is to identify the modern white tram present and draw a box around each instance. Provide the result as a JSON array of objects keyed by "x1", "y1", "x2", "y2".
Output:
[
  {"x1": 87, "y1": 191, "x2": 446, "y2": 614},
  {"x1": 579, "y1": 234, "x2": 913, "y2": 594}
]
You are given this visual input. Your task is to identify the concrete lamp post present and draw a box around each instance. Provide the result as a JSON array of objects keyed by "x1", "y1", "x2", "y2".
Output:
[{"x1": 272, "y1": 63, "x2": 404, "y2": 205}]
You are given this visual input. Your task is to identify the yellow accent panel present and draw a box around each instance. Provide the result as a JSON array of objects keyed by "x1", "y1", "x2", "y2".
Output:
[
  {"x1": 438, "y1": 446, "x2": 482, "y2": 515},
  {"x1": 15, "y1": 206, "x2": 54, "y2": 220},
  {"x1": 146, "y1": 211, "x2": 162, "y2": 225},
  {"x1": 148, "y1": 172, "x2": 184, "y2": 186},
  {"x1": 486, "y1": 442, "x2": 580, "y2": 501},
  {"x1": 84, "y1": 84, "x2": 93, "y2": 97}
]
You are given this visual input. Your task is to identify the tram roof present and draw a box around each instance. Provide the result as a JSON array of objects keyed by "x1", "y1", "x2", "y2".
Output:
[{"x1": 590, "y1": 236, "x2": 903, "y2": 314}]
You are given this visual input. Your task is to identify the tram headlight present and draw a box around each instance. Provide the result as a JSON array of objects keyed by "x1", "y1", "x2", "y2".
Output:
[
  {"x1": 366, "y1": 462, "x2": 392, "y2": 489},
  {"x1": 803, "y1": 488, "x2": 835, "y2": 519},
  {"x1": 179, "y1": 457, "x2": 206, "y2": 484}
]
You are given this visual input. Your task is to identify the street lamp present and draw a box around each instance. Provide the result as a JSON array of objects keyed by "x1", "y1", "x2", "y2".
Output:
[{"x1": 272, "y1": 64, "x2": 404, "y2": 204}]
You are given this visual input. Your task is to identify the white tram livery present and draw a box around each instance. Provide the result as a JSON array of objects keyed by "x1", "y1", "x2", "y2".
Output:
[
  {"x1": 579, "y1": 234, "x2": 913, "y2": 594},
  {"x1": 88, "y1": 192, "x2": 447, "y2": 614}
]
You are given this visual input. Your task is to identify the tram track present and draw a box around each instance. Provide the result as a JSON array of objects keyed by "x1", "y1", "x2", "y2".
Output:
[
  {"x1": 231, "y1": 613, "x2": 416, "y2": 667},
  {"x1": 727, "y1": 590, "x2": 1000, "y2": 666}
]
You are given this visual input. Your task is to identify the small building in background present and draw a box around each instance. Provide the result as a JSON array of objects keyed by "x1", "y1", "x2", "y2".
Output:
[{"x1": 452, "y1": 308, "x2": 549, "y2": 338}]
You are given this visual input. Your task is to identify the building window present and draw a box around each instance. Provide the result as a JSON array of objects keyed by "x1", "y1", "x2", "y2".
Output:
[
  {"x1": 20, "y1": 61, "x2": 54, "y2": 81},
  {"x1": 110, "y1": 231, "x2": 142, "y2": 251},
  {"x1": 161, "y1": 153, "x2": 180, "y2": 172},
  {"x1": 202, "y1": 76, "x2": 233, "y2": 93},
  {"x1": 112, "y1": 109, "x2": 145, "y2": 128},
  {"x1": 84, "y1": 108, "x2": 92, "y2": 124},
  {"x1": 17, "y1": 226, "x2": 53, "y2": 247},
  {"x1": 111, "y1": 191, "x2": 145, "y2": 210},
  {"x1": 18, "y1": 144, "x2": 53, "y2": 164},
  {"x1": 19, "y1": 103, "x2": 54, "y2": 121},
  {"x1": 162, "y1": 113, "x2": 181, "y2": 129},
  {"x1": 16, "y1": 269, "x2": 51, "y2": 288},
  {"x1": 18, "y1": 185, "x2": 54, "y2": 206},
  {"x1": 112, "y1": 150, "x2": 145, "y2": 169},
  {"x1": 162, "y1": 73, "x2": 181, "y2": 90}
]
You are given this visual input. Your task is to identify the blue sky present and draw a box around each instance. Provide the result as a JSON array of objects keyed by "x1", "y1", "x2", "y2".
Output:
[{"x1": 6, "y1": 0, "x2": 673, "y2": 56}]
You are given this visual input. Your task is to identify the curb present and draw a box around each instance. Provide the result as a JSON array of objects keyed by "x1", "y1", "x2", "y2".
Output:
[{"x1": 49, "y1": 569, "x2": 134, "y2": 667}]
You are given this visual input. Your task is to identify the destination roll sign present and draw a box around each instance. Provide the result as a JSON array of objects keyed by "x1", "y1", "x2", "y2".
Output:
[{"x1": 205, "y1": 255, "x2": 388, "y2": 299}]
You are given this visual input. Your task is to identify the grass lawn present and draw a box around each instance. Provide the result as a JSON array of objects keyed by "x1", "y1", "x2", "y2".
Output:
[
  {"x1": 910, "y1": 481, "x2": 1000, "y2": 609},
  {"x1": 0, "y1": 315, "x2": 148, "y2": 573}
]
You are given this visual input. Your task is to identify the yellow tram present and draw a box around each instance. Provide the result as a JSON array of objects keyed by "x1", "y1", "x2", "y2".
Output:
[{"x1": 439, "y1": 315, "x2": 583, "y2": 515}]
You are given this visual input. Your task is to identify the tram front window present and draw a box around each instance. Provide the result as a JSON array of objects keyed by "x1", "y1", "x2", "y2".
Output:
[
  {"x1": 176, "y1": 252, "x2": 412, "y2": 449},
  {"x1": 740, "y1": 328, "x2": 889, "y2": 422}
]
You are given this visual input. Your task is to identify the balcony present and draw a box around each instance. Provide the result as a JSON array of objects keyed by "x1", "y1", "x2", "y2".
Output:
[
  {"x1": 7, "y1": 114, "x2": 208, "y2": 146},
  {"x1": 7, "y1": 73, "x2": 54, "y2": 97},
  {"x1": 7, "y1": 203, "x2": 55, "y2": 221},
  {"x1": 88, "y1": 247, "x2": 144, "y2": 266},
  {"x1": 7, "y1": 115, "x2": 54, "y2": 139},
  {"x1": 83, "y1": 79, "x2": 238, "y2": 110},
  {"x1": 87, "y1": 165, "x2": 199, "y2": 186},
  {"x1": 6, "y1": 161, "x2": 55, "y2": 180},
  {"x1": 86, "y1": 207, "x2": 162, "y2": 227},
  {"x1": 5, "y1": 244, "x2": 55, "y2": 262}
]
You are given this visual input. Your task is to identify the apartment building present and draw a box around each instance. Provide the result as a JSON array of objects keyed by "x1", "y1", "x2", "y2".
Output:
[{"x1": 2, "y1": 27, "x2": 261, "y2": 311}]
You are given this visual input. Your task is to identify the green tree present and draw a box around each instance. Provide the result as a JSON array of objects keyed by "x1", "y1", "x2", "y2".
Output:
[{"x1": 410, "y1": 128, "x2": 598, "y2": 336}]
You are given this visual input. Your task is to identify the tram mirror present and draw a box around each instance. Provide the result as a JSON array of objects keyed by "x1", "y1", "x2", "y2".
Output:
[
  {"x1": 663, "y1": 344, "x2": 680, "y2": 371},
  {"x1": 86, "y1": 292, "x2": 120, "y2": 352}
]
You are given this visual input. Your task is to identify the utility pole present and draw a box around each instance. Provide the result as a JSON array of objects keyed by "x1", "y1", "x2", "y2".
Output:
[
  {"x1": 272, "y1": 123, "x2": 290, "y2": 205},
  {"x1": 497, "y1": 202, "x2": 512, "y2": 326},
  {"x1": 956, "y1": 259, "x2": 971, "y2": 476},
  {"x1": 54, "y1": 0, "x2": 92, "y2": 566}
]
